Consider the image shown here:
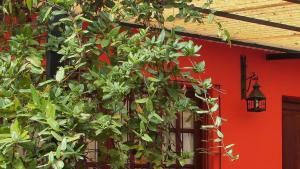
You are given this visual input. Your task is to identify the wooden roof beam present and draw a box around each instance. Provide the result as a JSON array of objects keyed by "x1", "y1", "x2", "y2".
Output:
[
  {"x1": 225, "y1": 2, "x2": 293, "y2": 13},
  {"x1": 238, "y1": 34, "x2": 300, "y2": 41},
  {"x1": 266, "y1": 53, "x2": 300, "y2": 60},
  {"x1": 195, "y1": 7, "x2": 300, "y2": 32},
  {"x1": 284, "y1": 0, "x2": 300, "y2": 4}
]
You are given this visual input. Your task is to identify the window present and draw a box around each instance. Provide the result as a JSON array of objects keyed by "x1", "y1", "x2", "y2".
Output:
[
  {"x1": 83, "y1": 88, "x2": 209, "y2": 169},
  {"x1": 166, "y1": 89, "x2": 208, "y2": 169},
  {"x1": 82, "y1": 139, "x2": 114, "y2": 169}
]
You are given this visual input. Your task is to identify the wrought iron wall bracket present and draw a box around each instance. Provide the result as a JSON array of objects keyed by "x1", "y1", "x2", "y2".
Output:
[
  {"x1": 241, "y1": 55, "x2": 247, "y2": 99},
  {"x1": 241, "y1": 55, "x2": 259, "y2": 99}
]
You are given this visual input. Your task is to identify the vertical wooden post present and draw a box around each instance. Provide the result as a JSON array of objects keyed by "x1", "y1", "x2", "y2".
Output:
[{"x1": 46, "y1": 8, "x2": 64, "y2": 79}]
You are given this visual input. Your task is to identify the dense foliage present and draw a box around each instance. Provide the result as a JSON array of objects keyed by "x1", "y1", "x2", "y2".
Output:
[{"x1": 0, "y1": 0, "x2": 238, "y2": 169}]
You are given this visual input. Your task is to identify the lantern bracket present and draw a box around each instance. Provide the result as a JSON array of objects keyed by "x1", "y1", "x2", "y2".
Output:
[
  {"x1": 241, "y1": 55, "x2": 266, "y2": 112},
  {"x1": 241, "y1": 55, "x2": 259, "y2": 99},
  {"x1": 246, "y1": 72, "x2": 258, "y2": 92}
]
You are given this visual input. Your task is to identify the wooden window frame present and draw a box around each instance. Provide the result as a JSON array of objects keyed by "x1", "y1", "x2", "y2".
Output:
[{"x1": 82, "y1": 88, "x2": 209, "y2": 169}]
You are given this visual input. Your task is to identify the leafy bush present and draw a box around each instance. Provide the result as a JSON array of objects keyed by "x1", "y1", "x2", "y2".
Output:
[{"x1": 0, "y1": 0, "x2": 238, "y2": 168}]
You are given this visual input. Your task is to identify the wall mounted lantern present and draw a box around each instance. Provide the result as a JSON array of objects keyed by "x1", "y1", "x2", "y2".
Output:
[{"x1": 241, "y1": 55, "x2": 266, "y2": 112}]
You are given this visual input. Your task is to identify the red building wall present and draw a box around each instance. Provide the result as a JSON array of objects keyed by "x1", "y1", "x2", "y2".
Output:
[
  {"x1": 3, "y1": 14, "x2": 298, "y2": 168},
  {"x1": 179, "y1": 39, "x2": 300, "y2": 169}
]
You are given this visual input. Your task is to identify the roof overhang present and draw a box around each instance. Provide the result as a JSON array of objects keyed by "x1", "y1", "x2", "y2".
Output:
[
  {"x1": 34, "y1": 0, "x2": 300, "y2": 57},
  {"x1": 158, "y1": 0, "x2": 300, "y2": 55}
]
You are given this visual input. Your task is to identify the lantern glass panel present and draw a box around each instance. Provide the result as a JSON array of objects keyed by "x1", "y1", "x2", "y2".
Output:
[
  {"x1": 247, "y1": 98, "x2": 266, "y2": 112},
  {"x1": 246, "y1": 82, "x2": 266, "y2": 112}
]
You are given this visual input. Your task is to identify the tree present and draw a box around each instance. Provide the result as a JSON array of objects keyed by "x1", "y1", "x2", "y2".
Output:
[{"x1": 0, "y1": 0, "x2": 238, "y2": 168}]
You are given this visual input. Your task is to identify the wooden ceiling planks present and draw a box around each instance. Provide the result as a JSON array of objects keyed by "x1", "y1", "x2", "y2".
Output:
[
  {"x1": 193, "y1": 0, "x2": 286, "y2": 11},
  {"x1": 162, "y1": 0, "x2": 300, "y2": 51},
  {"x1": 233, "y1": 4, "x2": 300, "y2": 27}
]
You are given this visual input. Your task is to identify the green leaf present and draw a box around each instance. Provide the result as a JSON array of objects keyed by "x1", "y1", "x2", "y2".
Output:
[
  {"x1": 26, "y1": 0, "x2": 32, "y2": 11},
  {"x1": 30, "y1": 86, "x2": 40, "y2": 106},
  {"x1": 146, "y1": 99, "x2": 153, "y2": 111},
  {"x1": 0, "y1": 98, "x2": 13, "y2": 109},
  {"x1": 196, "y1": 110, "x2": 209, "y2": 114},
  {"x1": 48, "y1": 151, "x2": 54, "y2": 163},
  {"x1": 56, "y1": 147, "x2": 61, "y2": 159},
  {"x1": 0, "y1": 138, "x2": 13, "y2": 144},
  {"x1": 157, "y1": 29, "x2": 165, "y2": 43},
  {"x1": 64, "y1": 33, "x2": 76, "y2": 43},
  {"x1": 13, "y1": 158, "x2": 25, "y2": 169},
  {"x1": 8, "y1": 1, "x2": 12, "y2": 13},
  {"x1": 174, "y1": 26, "x2": 185, "y2": 31},
  {"x1": 215, "y1": 116, "x2": 222, "y2": 127},
  {"x1": 18, "y1": 63, "x2": 29, "y2": 74},
  {"x1": 193, "y1": 61, "x2": 205, "y2": 73},
  {"x1": 53, "y1": 160, "x2": 64, "y2": 169},
  {"x1": 59, "y1": 18, "x2": 72, "y2": 23},
  {"x1": 138, "y1": 114, "x2": 147, "y2": 123},
  {"x1": 167, "y1": 15, "x2": 175, "y2": 22},
  {"x1": 109, "y1": 26, "x2": 121, "y2": 37},
  {"x1": 74, "y1": 14, "x2": 83, "y2": 21},
  {"x1": 38, "y1": 79, "x2": 55, "y2": 87},
  {"x1": 201, "y1": 125, "x2": 214, "y2": 129},
  {"x1": 214, "y1": 138, "x2": 222, "y2": 142},
  {"x1": 210, "y1": 103, "x2": 219, "y2": 112},
  {"x1": 222, "y1": 29, "x2": 231, "y2": 42},
  {"x1": 55, "y1": 67, "x2": 65, "y2": 82},
  {"x1": 60, "y1": 138, "x2": 67, "y2": 151},
  {"x1": 179, "y1": 159, "x2": 185, "y2": 166},
  {"x1": 207, "y1": 13, "x2": 215, "y2": 23},
  {"x1": 225, "y1": 144, "x2": 235, "y2": 149},
  {"x1": 97, "y1": 39, "x2": 110, "y2": 48},
  {"x1": 203, "y1": 78, "x2": 212, "y2": 89},
  {"x1": 47, "y1": 118, "x2": 60, "y2": 131},
  {"x1": 80, "y1": 16, "x2": 93, "y2": 23},
  {"x1": 51, "y1": 131, "x2": 62, "y2": 141},
  {"x1": 43, "y1": 7, "x2": 52, "y2": 22},
  {"x1": 150, "y1": 112, "x2": 163, "y2": 122},
  {"x1": 66, "y1": 133, "x2": 82, "y2": 142},
  {"x1": 135, "y1": 98, "x2": 148, "y2": 104},
  {"x1": 147, "y1": 77, "x2": 160, "y2": 82},
  {"x1": 146, "y1": 67, "x2": 157, "y2": 75},
  {"x1": 52, "y1": 10, "x2": 67, "y2": 16},
  {"x1": 95, "y1": 129, "x2": 103, "y2": 135},
  {"x1": 216, "y1": 129, "x2": 224, "y2": 138},
  {"x1": 11, "y1": 119, "x2": 21, "y2": 140},
  {"x1": 167, "y1": 88, "x2": 180, "y2": 99},
  {"x1": 141, "y1": 134, "x2": 153, "y2": 142},
  {"x1": 14, "y1": 97, "x2": 21, "y2": 110},
  {"x1": 46, "y1": 102, "x2": 56, "y2": 119},
  {"x1": 0, "y1": 134, "x2": 10, "y2": 139},
  {"x1": 33, "y1": 0, "x2": 37, "y2": 6}
]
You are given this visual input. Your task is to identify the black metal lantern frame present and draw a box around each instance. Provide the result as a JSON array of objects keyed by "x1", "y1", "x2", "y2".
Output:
[
  {"x1": 246, "y1": 82, "x2": 266, "y2": 112},
  {"x1": 241, "y1": 55, "x2": 266, "y2": 112}
]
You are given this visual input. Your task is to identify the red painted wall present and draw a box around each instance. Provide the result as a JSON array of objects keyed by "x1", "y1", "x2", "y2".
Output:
[
  {"x1": 3, "y1": 13, "x2": 298, "y2": 168},
  {"x1": 179, "y1": 38, "x2": 300, "y2": 169}
]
